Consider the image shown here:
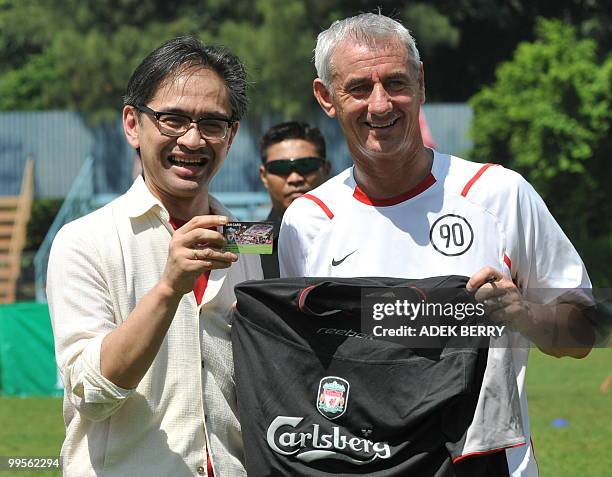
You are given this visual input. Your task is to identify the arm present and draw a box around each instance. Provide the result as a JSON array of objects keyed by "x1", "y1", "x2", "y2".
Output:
[
  {"x1": 467, "y1": 267, "x2": 595, "y2": 358},
  {"x1": 48, "y1": 215, "x2": 238, "y2": 421},
  {"x1": 100, "y1": 215, "x2": 237, "y2": 389}
]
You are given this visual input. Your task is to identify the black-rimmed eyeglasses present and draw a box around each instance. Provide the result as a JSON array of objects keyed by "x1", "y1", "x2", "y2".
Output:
[{"x1": 134, "y1": 104, "x2": 233, "y2": 140}]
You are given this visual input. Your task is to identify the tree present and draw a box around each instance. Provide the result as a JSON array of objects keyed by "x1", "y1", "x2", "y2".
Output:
[
  {"x1": 210, "y1": 0, "x2": 319, "y2": 119},
  {"x1": 2, "y1": 1, "x2": 611, "y2": 113},
  {"x1": 470, "y1": 19, "x2": 612, "y2": 285}
]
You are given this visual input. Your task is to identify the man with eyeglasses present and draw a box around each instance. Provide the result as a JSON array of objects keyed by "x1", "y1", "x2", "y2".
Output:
[
  {"x1": 258, "y1": 121, "x2": 330, "y2": 278},
  {"x1": 47, "y1": 36, "x2": 261, "y2": 476}
]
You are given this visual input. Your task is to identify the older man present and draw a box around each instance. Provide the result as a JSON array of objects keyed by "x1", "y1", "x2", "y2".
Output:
[
  {"x1": 279, "y1": 13, "x2": 594, "y2": 477},
  {"x1": 258, "y1": 121, "x2": 330, "y2": 278},
  {"x1": 47, "y1": 37, "x2": 261, "y2": 476}
]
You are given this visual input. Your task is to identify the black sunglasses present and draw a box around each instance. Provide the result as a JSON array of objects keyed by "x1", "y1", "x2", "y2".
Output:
[{"x1": 264, "y1": 157, "x2": 325, "y2": 176}]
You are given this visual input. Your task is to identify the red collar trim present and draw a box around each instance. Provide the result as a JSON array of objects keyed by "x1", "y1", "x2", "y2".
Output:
[{"x1": 352, "y1": 173, "x2": 436, "y2": 206}]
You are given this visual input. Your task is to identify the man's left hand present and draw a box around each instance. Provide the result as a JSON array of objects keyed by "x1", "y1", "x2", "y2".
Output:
[{"x1": 467, "y1": 266, "x2": 531, "y2": 333}]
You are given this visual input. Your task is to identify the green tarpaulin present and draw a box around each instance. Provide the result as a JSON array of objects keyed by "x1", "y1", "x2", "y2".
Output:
[{"x1": 0, "y1": 302, "x2": 63, "y2": 396}]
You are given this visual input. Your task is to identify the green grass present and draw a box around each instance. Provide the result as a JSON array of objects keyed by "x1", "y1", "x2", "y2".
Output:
[
  {"x1": 225, "y1": 244, "x2": 273, "y2": 254},
  {"x1": 0, "y1": 349, "x2": 609, "y2": 476},
  {"x1": 0, "y1": 396, "x2": 63, "y2": 477},
  {"x1": 526, "y1": 348, "x2": 612, "y2": 476}
]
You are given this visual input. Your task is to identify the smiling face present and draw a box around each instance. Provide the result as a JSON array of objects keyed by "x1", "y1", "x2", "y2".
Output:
[
  {"x1": 314, "y1": 38, "x2": 424, "y2": 170},
  {"x1": 123, "y1": 66, "x2": 238, "y2": 214}
]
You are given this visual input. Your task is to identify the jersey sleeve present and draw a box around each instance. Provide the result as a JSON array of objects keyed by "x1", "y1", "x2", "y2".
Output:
[
  {"x1": 504, "y1": 172, "x2": 591, "y2": 293},
  {"x1": 278, "y1": 202, "x2": 309, "y2": 278},
  {"x1": 279, "y1": 195, "x2": 333, "y2": 278}
]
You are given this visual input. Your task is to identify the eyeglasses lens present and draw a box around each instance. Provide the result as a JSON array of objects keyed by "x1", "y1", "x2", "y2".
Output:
[{"x1": 266, "y1": 157, "x2": 323, "y2": 175}]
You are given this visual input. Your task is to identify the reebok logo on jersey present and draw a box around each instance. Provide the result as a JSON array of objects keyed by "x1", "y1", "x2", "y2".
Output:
[{"x1": 331, "y1": 250, "x2": 357, "y2": 266}]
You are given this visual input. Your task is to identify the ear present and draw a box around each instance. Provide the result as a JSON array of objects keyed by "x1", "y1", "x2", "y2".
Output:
[
  {"x1": 123, "y1": 105, "x2": 141, "y2": 149},
  {"x1": 226, "y1": 121, "x2": 240, "y2": 150},
  {"x1": 313, "y1": 78, "x2": 336, "y2": 118},
  {"x1": 259, "y1": 164, "x2": 270, "y2": 190},
  {"x1": 321, "y1": 160, "x2": 331, "y2": 178},
  {"x1": 418, "y1": 62, "x2": 426, "y2": 105}
]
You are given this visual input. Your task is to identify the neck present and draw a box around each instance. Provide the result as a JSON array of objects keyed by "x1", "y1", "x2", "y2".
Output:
[
  {"x1": 270, "y1": 206, "x2": 285, "y2": 219},
  {"x1": 144, "y1": 181, "x2": 210, "y2": 221},
  {"x1": 353, "y1": 146, "x2": 433, "y2": 199}
]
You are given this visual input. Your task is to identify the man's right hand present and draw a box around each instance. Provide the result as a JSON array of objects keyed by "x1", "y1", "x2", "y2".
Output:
[{"x1": 160, "y1": 215, "x2": 238, "y2": 295}]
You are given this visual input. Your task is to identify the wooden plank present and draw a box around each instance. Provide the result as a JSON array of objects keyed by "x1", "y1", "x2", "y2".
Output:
[
  {"x1": 0, "y1": 196, "x2": 20, "y2": 208},
  {"x1": 0, "y1": 160, "x2": 34, "y2": 303},
  {"x1": 0, "y1": 211, "x2": 16, "y2": 223},
  {"x1": 0, "y1": 225, "x2": 14, "y2": 237},
  {"x1": 0, "y1": 252, "x2": 13, "y2": 263}
]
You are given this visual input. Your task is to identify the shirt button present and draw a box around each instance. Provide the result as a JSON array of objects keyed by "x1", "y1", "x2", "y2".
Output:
[{"x1": 197, "y1": 465, "x2": 206, "y2": 475}]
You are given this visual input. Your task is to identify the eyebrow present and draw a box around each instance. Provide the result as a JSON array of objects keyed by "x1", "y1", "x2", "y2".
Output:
[
  {"x1": 384, "y1": 72, "x2": 412, "y2": 81},
  {"x1": 343, "y1": 71, "x2": 412, "y2": 90},
  {"x1": 156, "y1": 107, "x2": 231, "y2": 121}
]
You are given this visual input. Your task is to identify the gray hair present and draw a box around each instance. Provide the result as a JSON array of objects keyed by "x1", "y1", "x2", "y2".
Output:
[{"x1": 314, "y1": 13, "x2": 420, "y2": 91}]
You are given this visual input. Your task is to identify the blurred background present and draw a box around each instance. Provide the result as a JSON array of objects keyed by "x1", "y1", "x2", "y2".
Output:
[{"x1": 0, "y1": 1, "x2": 610, "y2": 476}]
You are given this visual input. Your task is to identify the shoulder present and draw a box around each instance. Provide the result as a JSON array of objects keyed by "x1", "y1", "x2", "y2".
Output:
[
  {"x1": 283, "y1": 168, "x2": 352, "y2": 228},
  {"x1": 442, "y1": 155, "x2": 538, "y2": 214},
  {"x1": 50, "y1": 192, "x2": 130, "y2": 260}
]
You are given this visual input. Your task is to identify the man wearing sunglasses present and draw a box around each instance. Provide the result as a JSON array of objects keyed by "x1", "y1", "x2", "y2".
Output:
[
  {"x1": 258, "y1": 121, "x2": 330, "y2": 278},
  {"x1": 47, "y1": 37, "x2": 262, "y2": 476}
]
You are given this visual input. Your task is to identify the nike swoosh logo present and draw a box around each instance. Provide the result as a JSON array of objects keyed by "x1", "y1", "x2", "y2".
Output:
[{"x1": 331, "y1": 250, "x2": 357, "y2": 267}]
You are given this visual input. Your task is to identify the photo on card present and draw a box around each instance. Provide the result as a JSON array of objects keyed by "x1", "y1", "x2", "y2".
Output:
[{"x1": 222, "y1": 221, "x2": 274, "y2": 254}]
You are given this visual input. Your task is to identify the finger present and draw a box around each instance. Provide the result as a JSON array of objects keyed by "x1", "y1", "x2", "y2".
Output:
[
  {"x1": 466, "y1": 267, "x2": 503, "y2": 290},
  {"x1": 191, "y1": 248, "x2": 238, "y2": 263},
  {"x1": 181, "y1": 215, "x2": 229, "y2": 232},
  {"x1": 182, "y1": 228, "x2": 227, "y2": 248},
  {"x1": 194, "y1": 258, "x2": 236, "y2": 271},
  {"x1": 483, "y1": 295, "x2": 507, "y2": 313},
  {"x1": 474, "y1": 285, "x2": 506, "y2": 302}
]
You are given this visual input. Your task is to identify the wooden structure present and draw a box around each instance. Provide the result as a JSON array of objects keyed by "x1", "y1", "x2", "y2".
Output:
[{"x1": 0, "y1": 159, "x2": 34, "y2": 303}]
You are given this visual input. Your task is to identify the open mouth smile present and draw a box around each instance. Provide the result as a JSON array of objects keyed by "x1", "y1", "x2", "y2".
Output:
[
  {"x1": 365, "y1": 117, "x2": 399, "y2": 129},
  {"x1": 168, "y1": 155, "x2": 208, "y2": 167}
]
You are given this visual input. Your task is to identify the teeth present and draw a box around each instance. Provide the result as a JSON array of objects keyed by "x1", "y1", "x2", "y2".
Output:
[
  {"x1": 368, "y1": 119, "x2": 397, "y2": 129},
  {"x1": 169, "y1": 156, "x2": 205, "y2": 166}
]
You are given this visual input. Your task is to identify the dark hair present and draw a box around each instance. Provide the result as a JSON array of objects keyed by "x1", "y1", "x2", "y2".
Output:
[
  {"x1": 259, "y1": 121, "x2": 327, "y2": 163},
  {"x1": 123, "y1": 36, "x2": 248, "y2": 122}
]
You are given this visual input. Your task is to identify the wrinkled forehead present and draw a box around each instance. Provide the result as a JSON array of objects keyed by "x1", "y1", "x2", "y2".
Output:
[{"x1": 329, "y1": 37, "x2": 414, "y2": 82}]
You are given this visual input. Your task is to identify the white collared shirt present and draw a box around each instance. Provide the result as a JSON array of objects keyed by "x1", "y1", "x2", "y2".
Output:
[{"x1": 47, "y1": 176, "x2": 262, "y2": 477}]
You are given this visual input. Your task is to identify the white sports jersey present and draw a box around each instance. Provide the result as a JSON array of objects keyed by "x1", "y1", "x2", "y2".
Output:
[{"x1": 279, "y1": 150, "x2": 591, "y2": 477}]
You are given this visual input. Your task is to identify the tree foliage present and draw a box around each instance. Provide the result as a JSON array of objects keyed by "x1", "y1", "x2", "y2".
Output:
[
  {"x1": 470, "y1": 19, "x2": 612, "y2": 285},
  {"x1": 2, "y1": 0, "x2": 611, "y2": 118}
]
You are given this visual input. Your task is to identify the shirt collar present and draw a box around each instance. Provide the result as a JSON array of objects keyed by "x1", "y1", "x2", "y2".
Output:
[
  {"x1": 124, "y1": 175, "x2": 234, "y2": 222},
  {"x1": 125, "y1": 175, "x2": 168, "y2": 220}
]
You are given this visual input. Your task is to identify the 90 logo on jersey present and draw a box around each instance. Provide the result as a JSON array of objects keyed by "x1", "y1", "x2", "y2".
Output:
[{"x1": 429, "y1": 214, "x2": 474, "y2": 256}]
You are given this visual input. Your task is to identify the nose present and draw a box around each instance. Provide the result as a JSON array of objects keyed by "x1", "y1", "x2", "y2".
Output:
[
  {"x1": 286, "y1": 170, "x2": 306, "y2": 185},
  {"x1": 368, "y1": 83, "x2": 392, "y2": 116},
  {"x1": 177, "y1": 123, "x2": 205, "y2": 149}
]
